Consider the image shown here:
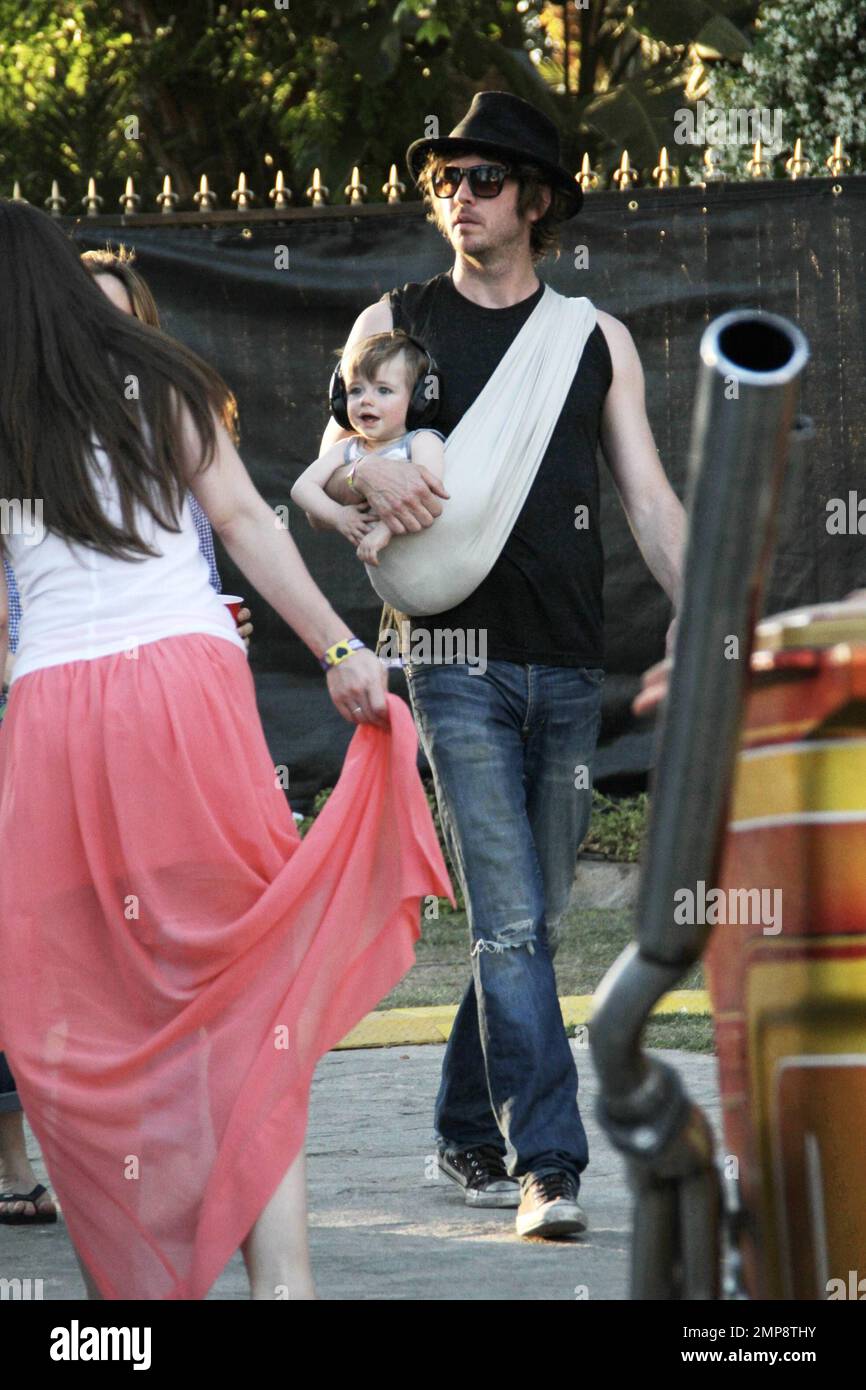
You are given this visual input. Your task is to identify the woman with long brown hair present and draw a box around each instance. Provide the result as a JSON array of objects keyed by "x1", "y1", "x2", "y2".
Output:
[
  {"x1": 0, "y1": 200, "x2": 451, "y2": 1299},
  {"x1": 0, "y1": 245, "x2": 251, "y2": 1228}
]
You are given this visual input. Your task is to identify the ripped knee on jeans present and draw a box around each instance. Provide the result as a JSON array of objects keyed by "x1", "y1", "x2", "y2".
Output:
[{"x1": 470, "y1": 917, "x2": 537, "y2": 958}]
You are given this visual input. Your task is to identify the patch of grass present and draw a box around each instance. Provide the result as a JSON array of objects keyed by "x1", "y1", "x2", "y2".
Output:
[
  {"x1": 300, "y1": 778, "x2": 708, "y2": 1049},
  {"x1": 566, "y1": 1014, "x2": 715, "y2": 1053},
  {"x1": 644, "y1": 1015, "x2": 716, "y2": 1052},
  {"x1": 380, "y1": 900, "x2": 711, "y2": 1051},
  {"x1": 583, "y1": 790, "x2": 648, "y2": 863},
  {"x1": 297, "y1": 786, "x2": 334, "y2": 838}
]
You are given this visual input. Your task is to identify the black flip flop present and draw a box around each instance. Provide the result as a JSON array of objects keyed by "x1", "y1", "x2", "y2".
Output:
[{"x1": 0, "y1": 1182, "x2": 58, "y2": 1224}]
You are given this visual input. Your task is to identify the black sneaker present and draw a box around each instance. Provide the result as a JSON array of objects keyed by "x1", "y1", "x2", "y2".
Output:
[
  {"x1": 516, "y1": 1170, "x2": 588, "y2": 1238},
  {"x1": 438, "y1": 1144, "x2": 521, "y2": 1208}
]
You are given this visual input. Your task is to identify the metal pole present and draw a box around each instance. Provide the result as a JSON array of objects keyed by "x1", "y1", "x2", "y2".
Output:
[{"x1": 592, "y1": 309, "x2": 810, "y2": 1299}]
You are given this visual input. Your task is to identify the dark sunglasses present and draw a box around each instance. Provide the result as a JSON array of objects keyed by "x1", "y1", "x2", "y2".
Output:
[{"x1": 432, "y1": 163, "x2": 512, "y2": 199}]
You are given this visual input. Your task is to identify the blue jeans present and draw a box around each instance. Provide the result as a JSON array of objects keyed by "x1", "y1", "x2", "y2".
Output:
[{"x1": 405, "y1": 659, "x2": 604, "y2": 1187}]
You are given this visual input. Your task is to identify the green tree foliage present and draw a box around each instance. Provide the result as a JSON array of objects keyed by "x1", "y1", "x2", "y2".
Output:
[
  {"x1": 535, "y1": 0, "x2": 757, "y2": 173},
  {"x1": 0, "y1": 3, "x2": 139, "y2": 196},
  {"x1": 1, "y1": 1, "x2": 558, "y2": 201},
  {"x1": 0, "y1": 1, "x2": 774, "y2": 204},
  {"x1": 703, "y1": 1, "x2": 866, "y2": 176}
]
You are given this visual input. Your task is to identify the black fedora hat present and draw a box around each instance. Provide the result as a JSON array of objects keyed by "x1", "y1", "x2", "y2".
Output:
[{"x1": 406, "y1": 90, "x2": 582, "y2": 218}]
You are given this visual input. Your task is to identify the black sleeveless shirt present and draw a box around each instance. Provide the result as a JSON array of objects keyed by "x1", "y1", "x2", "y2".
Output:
[{"x1": 385, "y1": 270, "x2": 612, "y2": 668}]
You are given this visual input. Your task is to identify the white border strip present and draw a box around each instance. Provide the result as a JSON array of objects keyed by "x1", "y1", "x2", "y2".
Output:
[
  {"x1": 740, "y1": 738, "x2": 866, "y2": 762},
  {"x1": 730, "y1": 810, "x2": 866, "y2": 833}
]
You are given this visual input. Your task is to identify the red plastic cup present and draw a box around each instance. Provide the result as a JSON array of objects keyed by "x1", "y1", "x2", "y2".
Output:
[{"x1": 220, "y1": 594, "x2": 244, "y2": 625}]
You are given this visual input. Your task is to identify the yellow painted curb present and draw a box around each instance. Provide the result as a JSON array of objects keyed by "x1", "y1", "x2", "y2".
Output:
[{"x1": 335, "y1": 989, "x2": 711, "y2": 1050}]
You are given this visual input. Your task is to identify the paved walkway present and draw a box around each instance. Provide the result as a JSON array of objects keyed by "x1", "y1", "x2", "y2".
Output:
[{"x1": 1, "y1": 1044, "x2": 721, "y2": 1300}]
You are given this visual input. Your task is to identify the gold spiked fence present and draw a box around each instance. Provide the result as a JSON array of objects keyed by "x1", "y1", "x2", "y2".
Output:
[{"x1": 8, "y1": 138, "x2": 855, "y2": 225}]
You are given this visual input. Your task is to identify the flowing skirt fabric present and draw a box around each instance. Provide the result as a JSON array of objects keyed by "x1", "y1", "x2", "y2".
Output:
[{"x1": 0, "y1": 634, "x2": 451, "y2": 1298}]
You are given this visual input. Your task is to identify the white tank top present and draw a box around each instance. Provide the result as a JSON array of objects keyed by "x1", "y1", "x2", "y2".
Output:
[{"x1": 6, "y1": 442, "x2": 246, "y2": 686}]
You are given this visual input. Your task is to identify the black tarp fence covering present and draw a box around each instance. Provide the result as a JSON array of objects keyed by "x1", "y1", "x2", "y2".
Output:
[{"x1": 73, "y1": 177, "x2": 866, "y2": 806}]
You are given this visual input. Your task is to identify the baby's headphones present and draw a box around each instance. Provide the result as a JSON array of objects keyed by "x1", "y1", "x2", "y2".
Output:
[{"x1": 329, "y1": 332, "x2": 441, "y2": 432}]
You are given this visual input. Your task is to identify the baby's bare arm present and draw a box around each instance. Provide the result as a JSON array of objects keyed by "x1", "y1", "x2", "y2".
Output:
[
  {"x1": 291, "y1": 440, "x2": 355, "y2": 529},
  {"x1": 356, "y1": 518, "x2": 393, "y2": 566},
  {"x1": 410, "y1": 431, "x2": 446, "y2": 480}
]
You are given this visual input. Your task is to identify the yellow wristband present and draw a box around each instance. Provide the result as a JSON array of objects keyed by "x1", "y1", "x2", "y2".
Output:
[{"x1": 319, "y1": 637, "x2": 366, "y2": 671}]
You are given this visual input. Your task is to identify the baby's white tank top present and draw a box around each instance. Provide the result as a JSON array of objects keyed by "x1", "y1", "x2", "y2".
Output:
[{"x1": 343, "y1": 428, "x2": 444, "y2": 465}]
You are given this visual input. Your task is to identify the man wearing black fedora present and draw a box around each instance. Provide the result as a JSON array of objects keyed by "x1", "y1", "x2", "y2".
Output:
[{"x1": 315, "y1": 91, "x2": 685, "y2": 1239}]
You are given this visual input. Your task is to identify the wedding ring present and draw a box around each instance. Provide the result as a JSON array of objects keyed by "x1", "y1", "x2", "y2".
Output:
[{"x1": 353, "y1": 705, "x2": 363, "y2": 713}]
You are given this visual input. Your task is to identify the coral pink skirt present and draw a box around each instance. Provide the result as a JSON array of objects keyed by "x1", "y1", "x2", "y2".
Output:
[{"x1": 0, "y1": 633, "x2": 452, "y2": 1298}]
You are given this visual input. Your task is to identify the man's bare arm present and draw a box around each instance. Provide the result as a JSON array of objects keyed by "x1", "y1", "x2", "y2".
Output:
[
  {"x1": 597, "y1": 310, "x2": 687, "y2": 650},
  {"x1": 598, "y1": 310, "x2": 686, "y2": 601}
]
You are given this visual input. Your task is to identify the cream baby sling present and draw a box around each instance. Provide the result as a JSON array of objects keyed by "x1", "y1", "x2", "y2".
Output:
[{"x1": 367, "y1": 286, "x2": 598, "y2": 617}]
